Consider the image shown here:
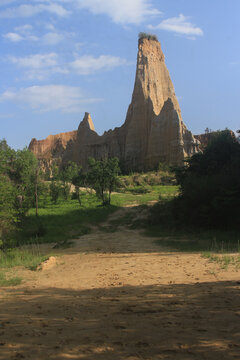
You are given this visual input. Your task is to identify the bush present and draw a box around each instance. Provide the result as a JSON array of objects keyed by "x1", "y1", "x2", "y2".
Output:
[
  {"x1": 138, "y1": 32, "x2": 158, "y2": 41},
  {"x1": 128, "y1": 186, "x2": 151, "y2": 195}
]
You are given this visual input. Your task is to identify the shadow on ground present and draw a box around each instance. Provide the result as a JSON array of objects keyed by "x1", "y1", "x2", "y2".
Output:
[{"x1": 0, "y1": 281, "x2": 239, "y2": 359}]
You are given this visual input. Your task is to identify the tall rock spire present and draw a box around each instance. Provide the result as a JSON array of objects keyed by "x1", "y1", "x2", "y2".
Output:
[{"x1": 123, "y1": 36, "x2": 199, "y2": 170}]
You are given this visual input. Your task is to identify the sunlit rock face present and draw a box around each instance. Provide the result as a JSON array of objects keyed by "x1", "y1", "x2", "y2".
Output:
[
  {"x1": 123, "y1": 37, "x2": 199, "y2": 170},
  {"x1": 29, "y1": 37, "x2": 199, "y2": 171}
]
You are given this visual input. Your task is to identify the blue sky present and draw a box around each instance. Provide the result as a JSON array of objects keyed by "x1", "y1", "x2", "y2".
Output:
[{"x1": 0, "y1": 0, "x2": 239, "y2": 149}]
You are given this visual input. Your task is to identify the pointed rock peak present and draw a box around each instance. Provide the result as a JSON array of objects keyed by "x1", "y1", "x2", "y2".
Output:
[
  {"x1": 138, "y1": 32, "x2": 164, "y2": 61},
  {"x1": 79, "y1": 112, "x2": 95, "y2": 131}
]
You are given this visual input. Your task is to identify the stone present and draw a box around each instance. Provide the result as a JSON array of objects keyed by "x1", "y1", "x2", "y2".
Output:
[{"x1": 29, "y1": 36, "x2": 200, "y2": 171}]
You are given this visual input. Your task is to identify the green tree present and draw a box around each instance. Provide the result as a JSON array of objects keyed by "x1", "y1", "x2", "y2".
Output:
[
  {"x1": 71, "y1": 166, "x2": 86, "y2": 205},
  {"x1": 8, "y1": 148, "x2": 38, "y2": 218},
  {"x1": 49, "y1": 161, "x2": 62, "y2": 204},
  {"x1": 59, "y1": 162, "x2": 79, "y2": 201},
  {"x1": 173, "y1": 131, "x2": 240, "y2": 229},
  {"x1": 87, "y1": 157, "x2": 120, "y2": 205},
  {"x1": 0, "y1": 173, "x2": 16, "y2": 244},
  {"x1": 0, "y1": 140, "x2": 41, "y2": 246},
  {"x1": 49, "y1": 180, "x2": 62, "y2": 204}
]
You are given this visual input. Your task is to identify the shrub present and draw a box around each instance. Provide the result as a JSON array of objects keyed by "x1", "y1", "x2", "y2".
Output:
[{"x1": 138, "y1": 32, "x2": 158, "y2": 41}]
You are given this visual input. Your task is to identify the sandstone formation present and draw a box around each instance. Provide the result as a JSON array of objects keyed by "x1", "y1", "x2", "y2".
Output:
[
  {"x1": 29, "y1": 36, "x2": 200, "y2": 171},
  {"x1": 29, "y1": 130, "x2": 77, "y2": 160}
]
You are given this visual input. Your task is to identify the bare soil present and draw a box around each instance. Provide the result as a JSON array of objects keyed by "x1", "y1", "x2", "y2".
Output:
[{"x1": 0, "y1": 206, "x2": 240, "y2": 360}]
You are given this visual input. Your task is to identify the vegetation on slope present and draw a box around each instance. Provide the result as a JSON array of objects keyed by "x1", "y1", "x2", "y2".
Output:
[
  {"x1": 138, "y1": 32, "x2": 158, "y2": 41},
  {"x1": 1, "y1": 130, "x2": 240, "y2": 285}
]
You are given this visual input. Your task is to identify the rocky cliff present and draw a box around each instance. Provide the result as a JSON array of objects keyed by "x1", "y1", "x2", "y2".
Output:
[{"x1": 29, "y1": 36, "x2": 199, "y2": 171}]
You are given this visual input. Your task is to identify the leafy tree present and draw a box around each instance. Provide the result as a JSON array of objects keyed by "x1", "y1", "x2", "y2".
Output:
[
  {"x1": 0, "y1": 173, "x2": 16, "y2": 243},
  {"x1": 0, "y1": 140, "x2": 42, "y2": 246},
  {"x1": 87, "y1": 157, "x2": 120, "y2": 205},
  {"x1": 59, "y1": 162, "x2": 79, "y2": 200},
  {"x1": 173, "y1": 131, "x2": 240, "y2": 229},
  {"x1": 8, "y1": 148, "x2": 38, "y2": 218},
  {"x1": 71, "y1": 166, "x2": 86, "y2": 205},
  {"x1": 49, "y1": 180, "x2": 62, "y2": 204}
]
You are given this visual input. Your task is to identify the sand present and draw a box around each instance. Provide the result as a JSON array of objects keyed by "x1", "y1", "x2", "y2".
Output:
[{"x1": 0, "y1": 206, "x2": 239, "y2": 360}]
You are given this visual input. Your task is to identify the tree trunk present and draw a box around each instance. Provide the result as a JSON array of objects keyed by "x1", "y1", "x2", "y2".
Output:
[{"x1": 35, "y1": 168, "x2": 39, "y2": 217}]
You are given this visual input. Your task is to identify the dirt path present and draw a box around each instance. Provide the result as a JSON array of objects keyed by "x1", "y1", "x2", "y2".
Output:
[{"x1": 0, "y1": 206, "x2": 240, "y2": 360}]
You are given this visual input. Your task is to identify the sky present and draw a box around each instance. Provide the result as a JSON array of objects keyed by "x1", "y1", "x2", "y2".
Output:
[{"x1": 0, "y1": 0, "x2": 239, "y2": 150}]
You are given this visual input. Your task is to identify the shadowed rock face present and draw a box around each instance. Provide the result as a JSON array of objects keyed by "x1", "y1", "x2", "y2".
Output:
[{"x1": 29, "y1": 37, "x2": 199, "y2": 171}]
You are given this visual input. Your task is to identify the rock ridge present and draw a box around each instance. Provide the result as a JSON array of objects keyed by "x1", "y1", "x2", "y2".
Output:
[{"x1": 29, "y1": 37, "x2": 199, "y2": 171}]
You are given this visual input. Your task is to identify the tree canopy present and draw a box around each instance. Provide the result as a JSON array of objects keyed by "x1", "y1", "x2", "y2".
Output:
[
  {"x1": 0, "y1": 140, "x2": 39, "y2": 246},
  {"x1": 87, "y1": 157, "x2": 120, "y2": 205},
  {"x1": 174, "y1": 131, "x2": 240, "y2": 229}
]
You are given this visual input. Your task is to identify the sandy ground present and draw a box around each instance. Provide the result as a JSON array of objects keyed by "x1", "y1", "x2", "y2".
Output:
[{"x1": 0, "y1": 206, "x2": 240, "y2": 360}]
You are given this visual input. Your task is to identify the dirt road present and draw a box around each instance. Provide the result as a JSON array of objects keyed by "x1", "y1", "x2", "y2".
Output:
[{"x1": 0, "y1": 207, "x2": 240, "y2": 359}]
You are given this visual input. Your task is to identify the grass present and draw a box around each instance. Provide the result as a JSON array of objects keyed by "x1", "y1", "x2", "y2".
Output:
[
  {"x1": 145, "y1": 228, "x2": 240, "y2": 254},
  {"x1": 202, "y1": 252, "x2": 240, "y2": 270},
  {"x1": 0, "y1": 242, "x2": 49, "y2": 287},
  {"x1": 0, "y1": 271, "x2": 22, "y2": 287},
  {"x1": 18, "y1": 193, "x2": 118, "y2": 246},
  {"x1": 117, "y1": 170, "x2": 176, "y2": 189},
  {"x1": 0, "y1": 247, "x2": 49, "y2": 271},
  {"x1": 1, "y1": 184, "x2": 177, "y2": 283},
  {"x1": 2, "y1": 181, "x2": 239, "y2": 285},
  {"x1": 112, "y1": 185, "x2": 178, "y2": 207},
  {"x1": 15, "y1": 185, "x2": 178, "y2": 246}
]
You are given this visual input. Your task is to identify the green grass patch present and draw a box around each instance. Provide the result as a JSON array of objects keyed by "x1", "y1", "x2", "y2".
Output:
[
  {"x1": 145, "y1": 225, "x2": 240, "y2": 253},
  {"x1": 202, "y1": 252, "x2": 240, "y2": 270},
  {"x1": 112, "y1": 185, "x2": 178, "y2": 206},
  {"x1": 17, "y1": 193, "x2": 119, "y2": 246},
  {"x1": 0, "y1": 247, "x2": 49, "y2": 271},
  {"x1": 117, "y1": 168, "x2": 176, "y2": 189},
  {"x1": 0, "y1": 271, "x2": 22, "y2": 287},
  {"x1": 13, "y1": 185, "x2": 178, "y2": 246}
]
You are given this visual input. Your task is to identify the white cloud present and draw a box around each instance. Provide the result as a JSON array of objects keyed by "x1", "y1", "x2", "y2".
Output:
[
  {"x1": 8, "y1": 51, "x2": 128, "y2": 79},
  {"x1": 0, "y1": 3, "x2": 70, "y2": 18},
  {"x1": 14, "y1": 24, "x2": 33, "y2": 34},
  {"x1": 10, "y1": 53, "x2": 58, "y2": 69},
  {"x1": 3, "y1": 32, "x2": 23, "y2": 42},
  {"x1": 9, "y1": 53, "x2": 67, "y2": 80},
  {"x1": 148, "y1": 14, "x2": 203, "y2": 39},
  {"x1": 71, "y1": 55, "x2": 129, "y2": 75},
  {"x1": 4, "y1": 32, "x2": 39, "y2": 42},
  {"x1": 42, "y1": 32, "x2": 64, "y2": 45},
  {"x1": 0, "y1": 85, "x2": 101, "y2": 113},
  {"x1": 75, "y1": 0, "x2": 161, "y2": 25},
  {"x1": 3, "y1": 24, "x2": 39, "y2": 42},
  {"x1": 45, "y1": 23, "x2": 56, "y2": 31},
  {"x1": 3, "y1": 22, "x2": 69, "y2": 45}
]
